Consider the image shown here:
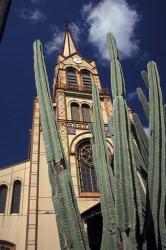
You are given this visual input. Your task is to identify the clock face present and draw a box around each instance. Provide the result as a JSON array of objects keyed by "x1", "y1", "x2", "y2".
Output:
[{"x1": 72, "y1": 57, "x2": 82, "y2": 64}]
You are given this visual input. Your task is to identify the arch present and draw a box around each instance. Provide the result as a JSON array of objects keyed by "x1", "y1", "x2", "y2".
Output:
[
  {"x1": 66, "y1": 67, "x2": 77, "y2": 86},
  {"x1": 0, "y1": 185, "x2": 8, "y2": 213},
  {"x1": 82, "y1": 104, "x2": 91, "y2": 122},
  {"x1": 11, "y1": 180, "x2": 21, "y2": 214},
  {"x1": 70, "y1": 132, "x2": 92, "y2": 153},
  {"x1": 78, "y1": 67, "x2": 94, "y2": 74},
  {"x1": 0, "y1": 240, "x2": 16, "y2": 250},
  {"x1": 63, "y1": 64, "x2": 78, "y2": 71},
  {"x1": 70, "y1": 132, "x2": 113, "y2": 154},
  {"x1": 80, "y1": 101, "x2": 93, "y2": 107},
  {"x1": 71, "y1": 102, "x2": 80, "y2": 121},
  {"x1": 81, "y1": 69, "x2": 92, "y2": 88},
  {"x1": 68, "y1": 100, "x2": 80, "y2": 106}
]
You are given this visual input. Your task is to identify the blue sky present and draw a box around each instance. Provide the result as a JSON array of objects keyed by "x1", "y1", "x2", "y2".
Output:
[{"x1": 0, "y1": 0, "x2": 165, "y2": 167}]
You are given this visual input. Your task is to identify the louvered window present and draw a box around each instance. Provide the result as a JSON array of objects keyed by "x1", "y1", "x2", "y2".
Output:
[
  {"x1": 11, "y1": 180, "x2": 21, "y2": 214},
  {"x1": 66, "y1": 67, "x2": 77, "y2": 86},
  {"x1": 81, "y1": 70, "x2": 92, "y2": 88},
  {"x1": 82, "y1": 104, "x2": 91, "y2": 122},
  {"x1": 77, "y1": 140, "x2": 98, "y2": 193},
  {"x1": 0, "y1": 185, "x2": 7, "y2": 213},
  {"x1": 71, "y1": 103, "x2": 80, "y2": 121}
]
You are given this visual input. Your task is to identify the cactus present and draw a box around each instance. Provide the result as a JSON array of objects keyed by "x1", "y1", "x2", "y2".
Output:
[
  {"x1": 0, "y1": 0, "x2": 12, "y2": 43},
  {"x1": 107, "y1": 33, "x2": 144, "y2": 249},
  {"x1": 137, "y1": 87, "x2": 149, "y2": 120},
  {"x1": 106, "y1": 33, "x2": 166, "y2": 250},
  {"x1": 33, "y1": 40, "x2": 89, "y2": 250},
  {"x1": 132, "y1": 113, "x2": 149, "y2": 173},
  {"x1": 141, "y1": 71, "x2": 149, "y2": 89},
  {"x1": 147, "y1": 61, "x2": 166, "y2": 249},
  {"x1": 91, "y1": 84, "x2": 117, "y2": 250}
]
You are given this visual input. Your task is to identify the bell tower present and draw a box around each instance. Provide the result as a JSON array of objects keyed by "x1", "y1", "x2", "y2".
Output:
[{"x1": 52, "y1": 26, "x2": 112, "y2": 221}]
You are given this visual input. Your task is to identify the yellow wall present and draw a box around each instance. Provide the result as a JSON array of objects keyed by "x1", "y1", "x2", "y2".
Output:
[{"x1": 0, "y1": 161, "x2": 30, "y2": 250}]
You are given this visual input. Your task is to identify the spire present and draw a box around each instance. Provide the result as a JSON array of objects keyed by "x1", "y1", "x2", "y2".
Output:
[{"x1": 62, "y1": 24, "x2": 78, "y2": 57}]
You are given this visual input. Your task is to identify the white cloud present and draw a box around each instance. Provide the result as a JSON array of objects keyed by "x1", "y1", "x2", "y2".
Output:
[
  {"x1": 18, "y1": 8, "x2": 46, "y2": 24},
  {"x1": 45, "y1": 28, "x2": 64, "y2": 55},
  {"x1": 45, "y1": 23, "x2": 80, "y2": 55},
  {"x1": 82, "y1": 0, "x2": 140, "y2": 60}
]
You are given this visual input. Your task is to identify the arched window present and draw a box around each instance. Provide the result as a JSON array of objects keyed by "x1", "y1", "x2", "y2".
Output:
[
  {"x1": 71, "y1": 103, "x2": 80, "y2": 121},
  {"x1": 11, "y1": 180, "x2": 21, "y2": 214},
  {"x1": 66, "y1": 67, "x2": 77, "y2": 87},
  {"x1": 0, "y1": 241, "x2": 16, "y2": 250},
  {"x1": 82, "y1": 104, "x2": 91, "y2": 122},
  {"x1": 77, "y1": 140, "x2": 98, "y2": 193},
  {"x1": 0, "y1": 185, "x2": 7, "y2": 213},
  {"x1": 81, "y1": 70, "x2": 92, "y2": 89}
]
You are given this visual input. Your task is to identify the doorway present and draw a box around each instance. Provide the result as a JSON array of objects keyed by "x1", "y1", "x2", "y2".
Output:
[
  {"x1": 82, "y1": 204, "x2": 102, "y2": 250},
  {"x1": 87, "y1": 213, "x2": 102, "y2": 250}
]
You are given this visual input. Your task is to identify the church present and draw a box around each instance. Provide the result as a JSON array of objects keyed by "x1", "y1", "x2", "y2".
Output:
[{"x1": 0, "y1": 27, "x2": 113, "y2": 250}]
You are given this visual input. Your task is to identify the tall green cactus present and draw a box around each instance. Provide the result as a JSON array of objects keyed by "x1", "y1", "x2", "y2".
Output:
[
  {"x1": 33, "y1": 40, "x2": 89, "y2": 250},
  {"x1": 106, "y1": 33, "x2": 166, "y2": 250},
  {"x1": 137, "y1": 88, "x2": 149, "y2": 120},
  {"x1": 141, "y1": 71, "x2": 149, "y2": 89},
  {"x1": 147, "y1": 61, "x2": 166, "y2": 249},
  {"x1": 107, "y1": 32, "x2": 144, "y2": 249},
  {"x1": 108, "y1": 33, "x2": 149, "y2": 249},
  {"x1": 91, "y1": 84, "x2": 117, "y2": 250},
  {"x1": 132, "y1": 113, "x2": 149, "y2": 173}
]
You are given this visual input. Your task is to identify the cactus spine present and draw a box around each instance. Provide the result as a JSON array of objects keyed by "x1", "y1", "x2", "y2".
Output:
[{"x1": 33, "y1": 40, "x2": 89, "y2": 250}]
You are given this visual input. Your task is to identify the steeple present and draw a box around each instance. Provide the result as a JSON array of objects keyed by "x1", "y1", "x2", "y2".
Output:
[{"x1": 62, "y1": 24, "x2": 78, "y2": 57}]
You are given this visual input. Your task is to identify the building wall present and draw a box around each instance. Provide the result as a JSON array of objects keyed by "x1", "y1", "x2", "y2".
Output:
[
  {"x1": 37, "y1": 134, "x2": 60, "y2": 250},
  {"x1": 0, "y1": 30, "x2": 113, "y2": 249},
  {"x1": 0, "y1": 161, "x2": 30, "y2": 250}
]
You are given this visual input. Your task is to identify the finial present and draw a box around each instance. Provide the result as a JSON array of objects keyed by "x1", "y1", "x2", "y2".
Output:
[{"x1": 65, "y1": 21, "x2": 69, "y2": 31}]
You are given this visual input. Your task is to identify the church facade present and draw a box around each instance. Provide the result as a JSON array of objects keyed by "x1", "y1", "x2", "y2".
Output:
[{"x1": 0, "y1": 28, "x2": 113, "y2": 250}]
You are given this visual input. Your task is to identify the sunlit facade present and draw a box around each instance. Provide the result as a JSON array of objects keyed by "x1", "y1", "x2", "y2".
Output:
[{"x1": 0, "y1": 28, "x2": 113, "y2": 250}]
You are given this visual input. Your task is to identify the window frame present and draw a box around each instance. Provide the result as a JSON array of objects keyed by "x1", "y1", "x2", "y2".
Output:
[
  {"x1": 10, "y1": 180, "x2": 22, "y2": 214},
  {"x1": 76, "y1": 140, "x2": 100, "y2": 198},
  {"x1": 82, "y1": 104, "x2": 91, "y2": 122},
  {"x1": 81, "y1": 69, "x2": 92, "y2": 89},
  {"x1": 0, "y1": 184, "x2": 8, "y2": 214},
  {"x1": 71, "y1": 102, "x2": 80, "y2": 121},
  {"x1": 66, "y1": 67, "x2": 78, "y2": 87}
]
